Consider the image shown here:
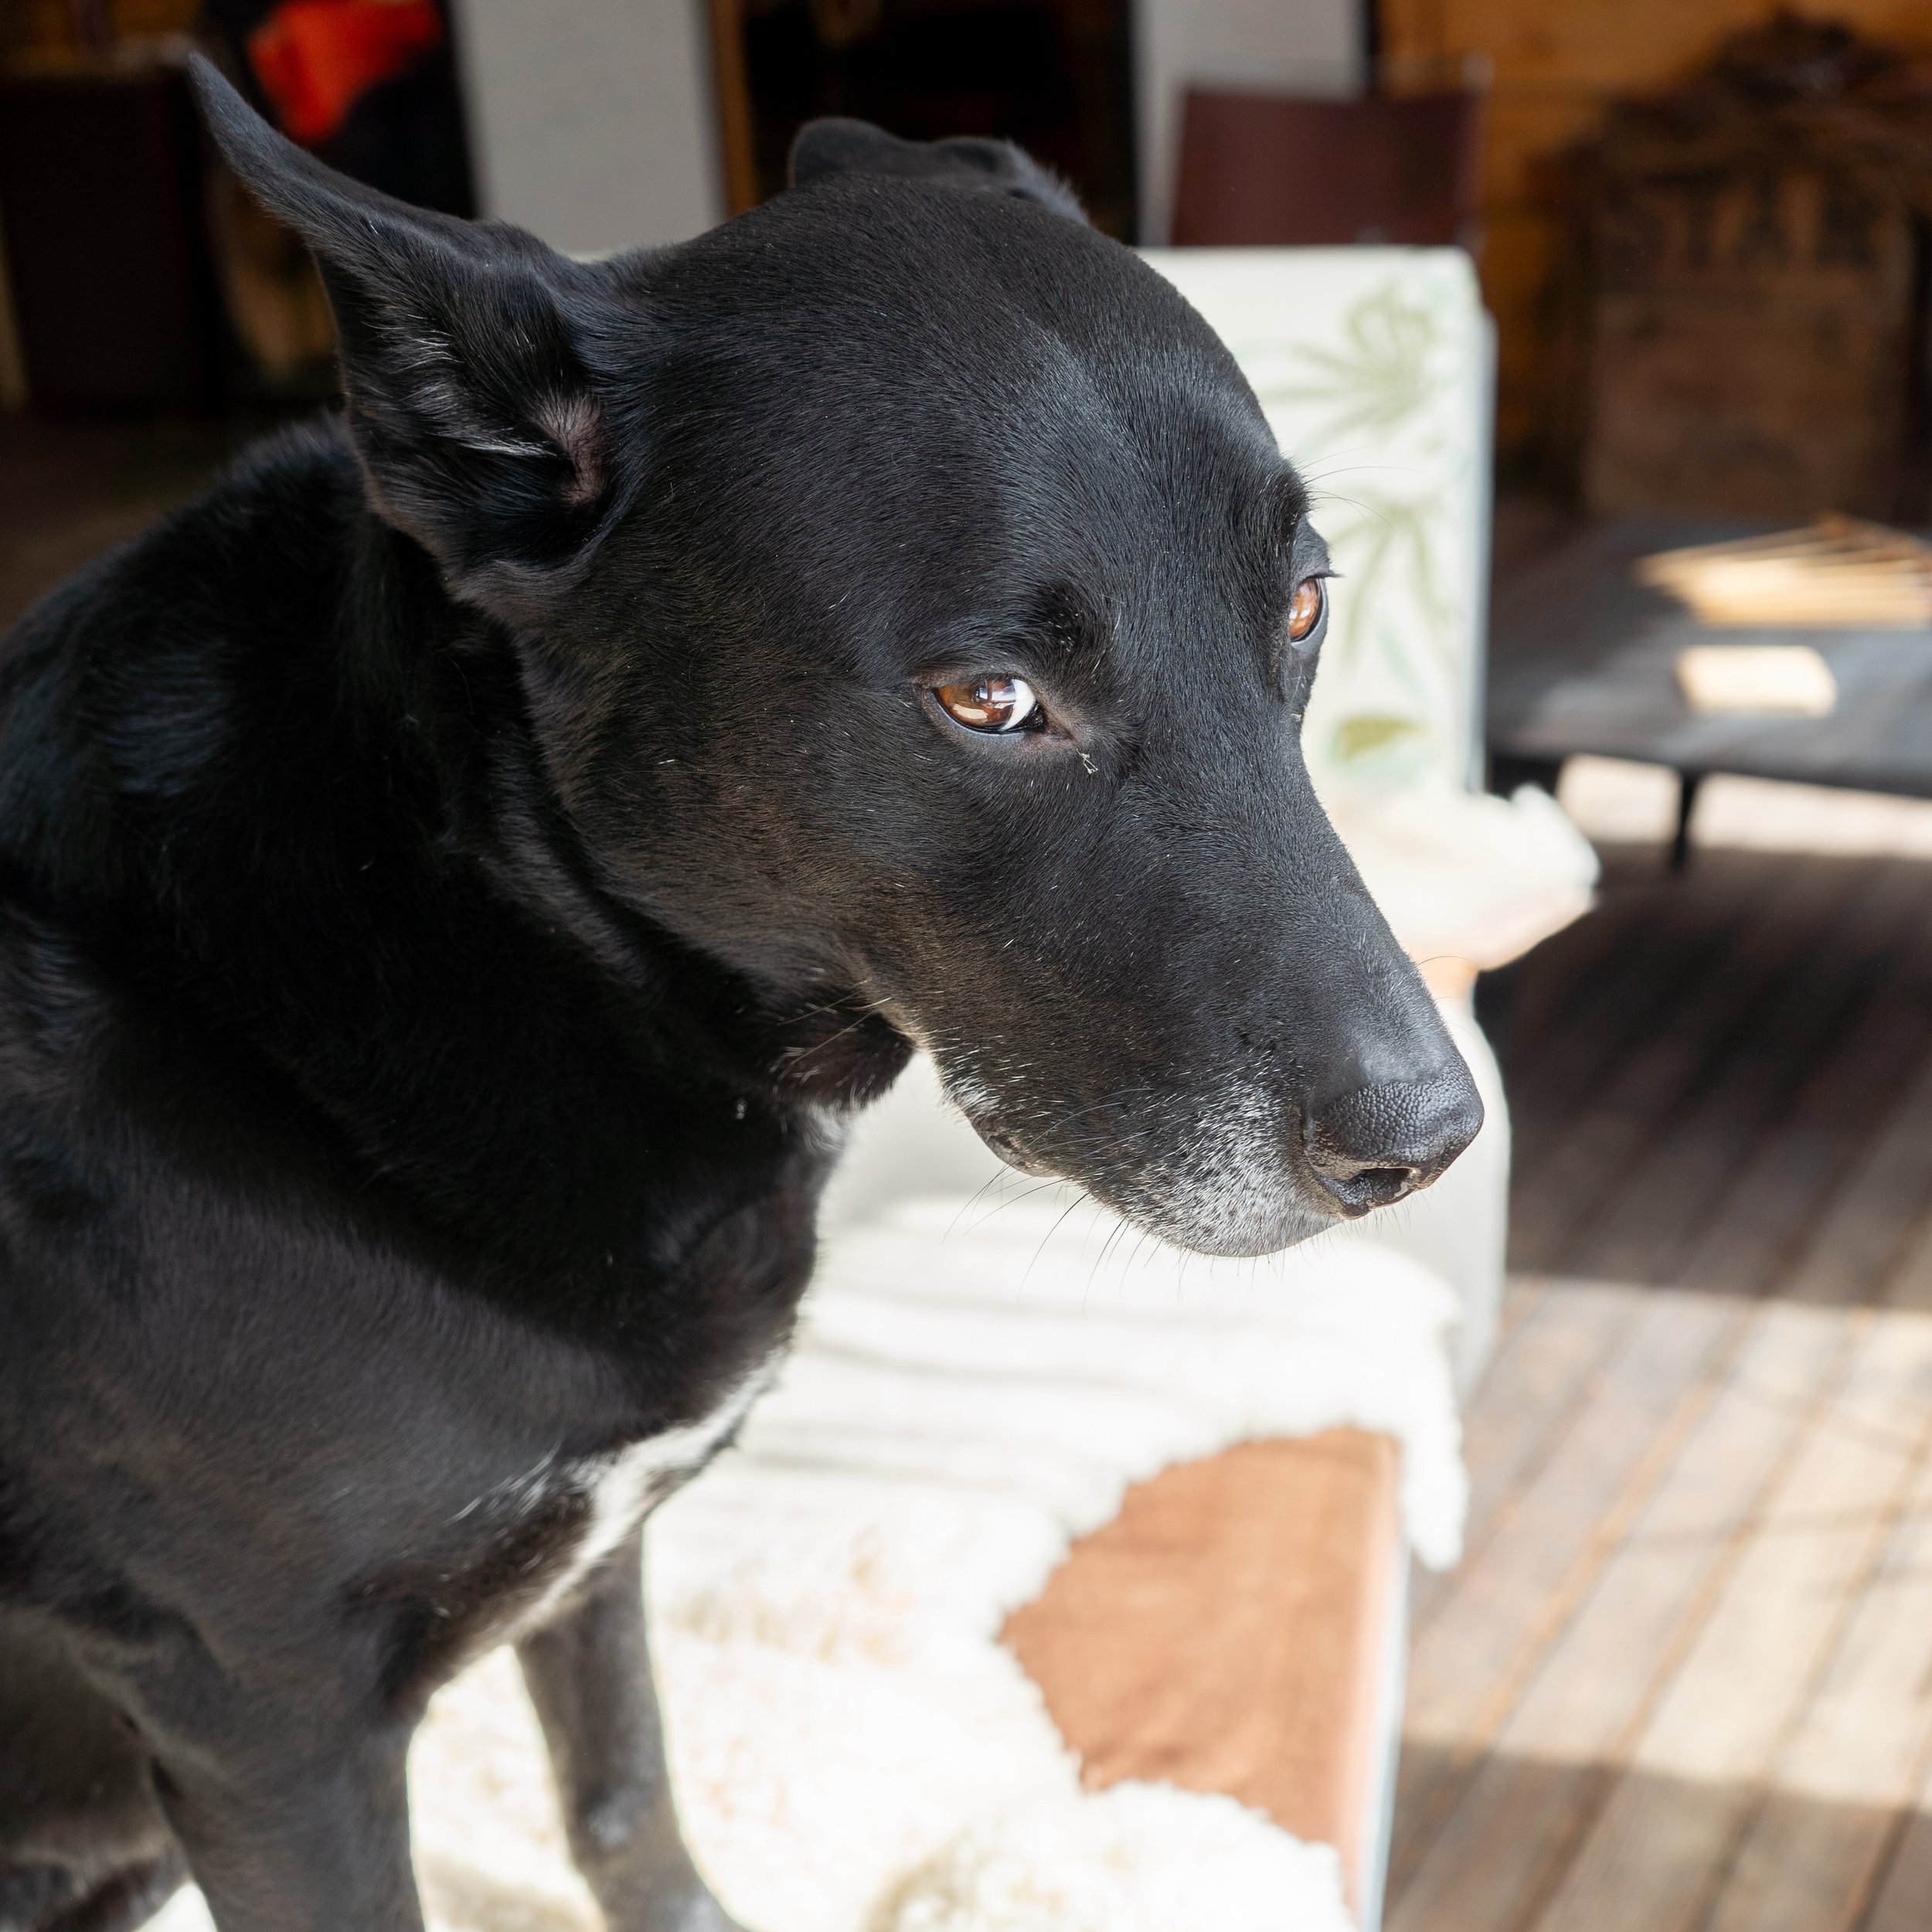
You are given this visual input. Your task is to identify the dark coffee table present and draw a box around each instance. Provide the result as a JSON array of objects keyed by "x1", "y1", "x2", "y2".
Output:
[{"x1": 1487, "y1": 516, "x2": 1932, "y2": 864}]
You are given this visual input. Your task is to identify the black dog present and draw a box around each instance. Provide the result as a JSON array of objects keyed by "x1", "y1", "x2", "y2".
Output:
[{"x1": 0, "y1": 59, "x2": 1481, "y2": 1932}]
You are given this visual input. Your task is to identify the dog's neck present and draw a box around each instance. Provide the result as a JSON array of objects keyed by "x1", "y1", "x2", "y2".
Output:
[{"x1": 0, "y1": 420, "x2": 910, "y2": 1342}]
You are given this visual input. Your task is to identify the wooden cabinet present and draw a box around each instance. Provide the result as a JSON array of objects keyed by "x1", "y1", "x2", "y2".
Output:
[
  {"x1": 1378, "y1": 0, "x2": 1932, "y2": 476},
  {"x1": 1582, "y1": 166, "x2": 1926, "y2": 519}
]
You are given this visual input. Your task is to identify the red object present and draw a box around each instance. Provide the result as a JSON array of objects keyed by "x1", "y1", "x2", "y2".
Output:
[{"x1": 247, "y1": 0, "x2": 443, "y2": 147}]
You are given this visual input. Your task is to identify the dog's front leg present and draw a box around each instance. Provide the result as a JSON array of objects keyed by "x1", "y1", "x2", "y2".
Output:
[
  {"x1": 155, "y1": 1723, "x2": 422, "y2": 1932},
  {"x1": 518, "y1": 1532, "x2": 745, "y2": 1932}
]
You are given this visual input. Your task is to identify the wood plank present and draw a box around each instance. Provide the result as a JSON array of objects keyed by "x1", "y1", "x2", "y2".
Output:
[
  {"x1": 1389, "y1": 1298, "x2": 1855, "y2": 1932},
  {"x1": 1427, "y1": 0, "x2": 1928, "y2": 91},
  {"x1": 1500, "y1": 848, "x2": 1779, "y2": 1137},
  {"x1": 1859, "y1": 1065, "x2": 1932, "y2": 1311},
  {"x1": 1495, "y1": 838, "x2": 1709, "y2": 1052},
  {"x1": 1864, "y1": 1807, "x2": 1932, "y2": 1932},
  {"x1": 1490, "y1": 847, "x2": 1675, "y2": 1081},
  {"x1": 1492, "y1": 1270, "x2": 1549, "y2": 1349},
  {"x1": 1508, "y1": 851, "x2": 1872, "y2": 1273},
  {"x1": 1780, "y1": 1046, "x2": 1932, "y2": 1310},
  {"x1": 1670, "y1": 889, "x2": 1932, "y2": 1299},
  {"x1": 1523, "y1": 1311, "x2": 1932, "y2": 1932},
  {"x1": 1701, "y1": 1376, "x2": 1932, "y2": 1932},
  {"x1": 1505, "y1": 846, "x2": 1851, "y2": 1156},
  {"x1": 1384, "y1": 0, "x2": 1932, "y2": 452},
  {"x1": 1402, "y1": 835, "x2": 1932, "y2": 1932},
  {"x1": 1873, "y1": 1199, "x2": 1932, "y2": 1315},
  {"x1": 1509, "y1": 848, "x2": 1932, "y2": 1313},
  {"x1": 1567, "y1": 860, "x2": 1932, "y2": 1287},
  {"x1": 1411, "y1": 1275, "x2": 1645, "y2": 1631},
  {"x1": 1411, "y1": 927, "x2": 1932, "y2": 1923},
  {"x1": 1391, "y1": 1284, "x2": 1749, "y2": 1895},
  {"x1": 1002, "y1": 1432, "x2": 1400, "y2": 1908},
  {"x1": 1480, "y1": 94, "x2": 1622, "y2": 206}
]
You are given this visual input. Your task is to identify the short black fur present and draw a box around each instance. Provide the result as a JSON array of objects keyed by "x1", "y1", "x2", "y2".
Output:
[{"x1": 0, "y1": 62, "x2": 1479, "y2": 1932}]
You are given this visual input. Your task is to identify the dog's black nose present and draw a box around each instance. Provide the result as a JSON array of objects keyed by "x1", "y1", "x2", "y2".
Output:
[{"x1": 1304, "y1": 1072, "x2": 1484, "y2": 1215}]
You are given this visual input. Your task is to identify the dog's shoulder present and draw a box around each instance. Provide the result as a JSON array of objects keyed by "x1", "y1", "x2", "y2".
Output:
[
  {"x1": 0, "y1": 416, "x2": 840, "y2": 1367},
  {"x1": 4, "y1": 415, "x2": 362, "y2": 663},
  {"x1": 0, "y1": 416, "x2": 371, "y2": 872}
]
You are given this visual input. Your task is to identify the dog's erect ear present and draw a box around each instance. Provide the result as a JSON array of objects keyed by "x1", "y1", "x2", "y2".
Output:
[
  {"x1": 189, "y1": 55, "x2": 633, "y2": 624},
  {"x1": 788, "y1": 117, "x2": 1087, "y2": 223}
]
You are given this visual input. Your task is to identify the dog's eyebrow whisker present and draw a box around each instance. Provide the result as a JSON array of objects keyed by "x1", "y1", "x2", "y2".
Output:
[
  {"x1": 1294, "y1": 446, "x2": 1397, "y2": 481},
  {"x1": 1302, "y1": 487, "x2": 1400, "y2": 534}
]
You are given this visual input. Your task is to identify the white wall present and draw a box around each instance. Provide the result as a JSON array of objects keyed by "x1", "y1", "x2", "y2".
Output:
[
  {"x1": 452, "y1": 0, "x2": 723, "y2": 256},
  {"x1": 1131, "y1": 0, "x2": 1364, "y2": 243}
]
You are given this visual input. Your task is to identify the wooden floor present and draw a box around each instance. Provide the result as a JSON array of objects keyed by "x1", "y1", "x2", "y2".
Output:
[{"x1": 1389, "y1": 837, "x2": 1932, "y2": 1932}]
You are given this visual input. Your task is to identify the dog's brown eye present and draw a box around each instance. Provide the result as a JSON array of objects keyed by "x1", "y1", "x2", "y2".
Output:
[
  {"x1": 1287, "y1": 577, "x2": 1325, "y2": 644},
  {"x1": 932, "y1": 674, "x2": 1043, "y2": 733}
]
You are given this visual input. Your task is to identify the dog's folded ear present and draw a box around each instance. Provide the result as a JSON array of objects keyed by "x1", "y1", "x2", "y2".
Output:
[
  {"x1": 189, "y1": 54, "x2": 634, "y2": 625},
  {"x1": 788, "y1": 118, "x2": 1087, "y2": 223}
]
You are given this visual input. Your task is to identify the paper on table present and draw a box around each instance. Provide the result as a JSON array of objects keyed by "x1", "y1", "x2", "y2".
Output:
[{"x1": 1675, "y1": 645, "x2": 1837, "y2": 716}]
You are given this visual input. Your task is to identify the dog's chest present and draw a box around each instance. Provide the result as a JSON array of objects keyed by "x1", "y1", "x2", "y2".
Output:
[
  {"x1": 525, "y1": 1359, "x2": 777, "y2": 1624},
  {"x1": 362, "y1": 1353, "x2": 781, "y2": 1697}
]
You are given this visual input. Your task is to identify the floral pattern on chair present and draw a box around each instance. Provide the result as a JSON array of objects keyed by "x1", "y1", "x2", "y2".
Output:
[{"x1": 1139, "y1": 248, "x2": 1491, "y2": 800}]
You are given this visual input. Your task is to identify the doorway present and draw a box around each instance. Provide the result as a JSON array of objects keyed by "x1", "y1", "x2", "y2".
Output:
[{"x1": 712, "y1": 0, "x2": 1138, "y2": 240}]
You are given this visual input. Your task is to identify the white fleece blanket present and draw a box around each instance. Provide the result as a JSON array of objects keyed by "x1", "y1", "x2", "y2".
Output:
[{"x1": 155, "y1": 1195, "x2": 1466, "y2": 1932}]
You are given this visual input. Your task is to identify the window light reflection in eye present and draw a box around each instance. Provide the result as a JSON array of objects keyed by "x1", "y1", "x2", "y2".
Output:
[
  {"x1": 932, "y1": 674, "x2": 1043, "y2": 733},
  {"x1": 1287, "y1": 577, "x2": 1325, "y2": 644}
]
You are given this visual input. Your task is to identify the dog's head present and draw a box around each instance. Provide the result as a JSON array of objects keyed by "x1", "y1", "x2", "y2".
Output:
[{"x1": 192, "y1": 62, "x2": 1481, "y2": 1257}]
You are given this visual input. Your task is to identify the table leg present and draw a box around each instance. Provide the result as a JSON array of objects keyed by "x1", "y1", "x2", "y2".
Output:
[{"x1": 1672, "y1": 771, "x2": 1703, "y2": 872}]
